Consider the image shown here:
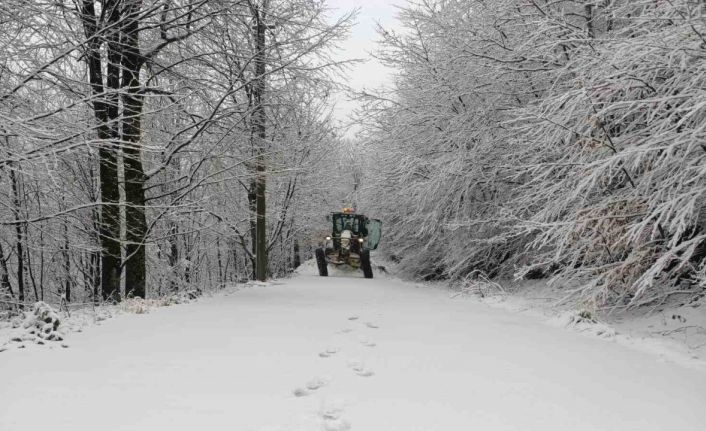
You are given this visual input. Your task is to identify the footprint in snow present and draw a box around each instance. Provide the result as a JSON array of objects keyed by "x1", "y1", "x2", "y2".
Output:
[
  {"x1": 293, "y1": 387, "x2": 310, "y2": 397},
  {"x1": 306, "y1": 376, "x2": 329, "y2": 390},
  {"x1": 319, "y1": 347, "x2": 339, "y2": 358},
  {"x1": 355, "y1": 368, "x2": 375, "y2": 377},
  {"x1": 347, "y1": 360, "x2": 375, "y2": 377},
  {"x1": 365, "y1": 322, "x2": 379, "y2": 329},
  {"x1": 319, "y1": 400, "x2": 351, "y2": 431},
  {"x1": 357, "y1": 335, "x2": 376, "y2": 348},
  {"x1": 338, "y1": 328, "x2": 353, "y2": 334},
  {"x1": 293, "y1": 376, "x2": 330, "y2": 397},
  {"x1": 347, "y1": 316, "x2": 359, "y2": 321}
]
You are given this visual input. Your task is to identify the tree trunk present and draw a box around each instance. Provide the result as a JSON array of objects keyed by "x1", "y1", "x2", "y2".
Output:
[
  {"x1": 293, "y1": 237, "x2": 301, "y2": 269},
  {"x1": 10, "y1": 168, "x2": 25, "y2": 305},
  {"x1": 25, "y1": 235, "x2": 39, "y2": 302},
  {"x1": 80, "y1": 0, "x2": 122, "y2": 302},
  {"x1": 248, "y1": 184, "x2": 257, "y2": 279},
  {"x1": 216, "y1": 237, "x2": 223, "y2": 284},
  {"x1": 168, "y1": 222, "x2": 179, "y2": 292},
  {"x1": 38, "y1": 225, "x2": 45, "y2": 301},
  {"x1": 252, "y1": 4, "x2": 269, "y2": 281},
  {"x1": 63, "y1": 217, "x2": 71, "y2": 302},
  {"x1": 121, "y1": 0, "x2": 147, "y2": 299},
  {"x1": 0, "y1": 242, "x2": 13, "y2": 298}
]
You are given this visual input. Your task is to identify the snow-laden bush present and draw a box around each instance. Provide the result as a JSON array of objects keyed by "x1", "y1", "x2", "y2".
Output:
[
  {"x1": 552, "y1": 310, "x2": 617, "y2": 339},
  {"x1": 0, "y1": 288, "x2": 14, "y2": 321},
  {"x1": 117, "y1": 289, "x2": 202, "y2": 314},
  {"x1": 118, "y1": 298, "x2": 152, "y2": 314},
  {"x1": 453, "y1": 271, "x2": 506, "y2": 299},
  {"x1": 21, "y1": 302, "x2": 63, "y2": 341},
  {"x1": 164, "y1": 288, "x2": 202, "y2": 305}
]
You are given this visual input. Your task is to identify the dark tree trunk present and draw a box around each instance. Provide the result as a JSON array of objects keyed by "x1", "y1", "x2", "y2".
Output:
[
  {"x1": 92, "y1": 248, "x2": 101, "y2": 303},
  {"x1": 216, "y1": 238, "x2": 223, "y2": 284},
  {"x1": 168, "y1": 222, "x2": 179, "y2": 292},
  {"x1": 248, "y1": 185, "x2": 257, "y2": 279},
  {"x1": 0, "y1": 242, "x2": 13, "y2": 298},
  {"x1": 90, "y1": 169, "x2": 102, "y2": 303},
  {"x1": 80, "y1": 0, "x2": 122, "y2": 302},
  {"x1": 251, "y1": 5, "x2": 269, "y2": 282},
  {"x1": 10, "y1": 168, "x2": 24, "y2": 305},
  {"x1": 63, "y1": 218, "x2": 71, "y2": 302},
  {"x1": 38, "y1": 225, "x2": 45, "y2": 301},
  {"x1": 230, "y1": 239, "x2": 238, "y2": 282},
  {"x1": 121, "y1": 0, "x2": 147, "y2": 299},
  {"x1": 293, "y1": 237, "x2": 301, "y2": 269},
  {"x1": 25, "y1": 235, "x2": 39, "y2": 302}
]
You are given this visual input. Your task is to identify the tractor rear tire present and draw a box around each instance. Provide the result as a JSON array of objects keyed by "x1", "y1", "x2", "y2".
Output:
[
  {"x1": 361, "y1": 250, "x2": 373, "y2": 279},
  {"x1": 315, "y1": 248, "x2": 328, "y2": 276}
]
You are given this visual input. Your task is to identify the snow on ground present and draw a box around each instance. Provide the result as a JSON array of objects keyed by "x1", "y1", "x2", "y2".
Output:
[
  {"x1": 2, "y1": 266, "x2": 706, "y2": 431},
  {"x1": 470, "y1": 280, "x2": 706, "y2": 371}
]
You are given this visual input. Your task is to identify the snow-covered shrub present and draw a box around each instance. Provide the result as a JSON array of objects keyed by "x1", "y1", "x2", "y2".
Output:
[
  {"x1": 22, "y1": 302, "x2": 63, "y2": 341},
  {"x1": 454, "y1": 271, "x2": 506, "y2": 299},
  {"x1": 0, "y1": 288, "x2": 14, "y2": 321},
  {"x1": 118, "y1": 288, "x2": 202, "y2": 314},
  {"x1": 553, "y1": 310, "x2": 617, "y2": 339},
  {"x1": 118, "y1": 298, "x2": 151, "y2": 314},
  {"x1": 163, "y1": 288, "x2": 202, "y2": 305}
]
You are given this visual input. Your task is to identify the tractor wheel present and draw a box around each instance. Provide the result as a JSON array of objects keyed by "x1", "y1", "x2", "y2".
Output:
[
  {"x1": 315, "y1": 248, "x2": 328, "y2": 276},
  {"x1": 361, "y1": 249, "x2": 373, "y2": 279}
]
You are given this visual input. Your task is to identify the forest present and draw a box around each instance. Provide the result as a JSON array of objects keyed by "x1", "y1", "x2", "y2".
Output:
[{"x1": 1, "y1": 0, "x2": 705, "y2": 313}]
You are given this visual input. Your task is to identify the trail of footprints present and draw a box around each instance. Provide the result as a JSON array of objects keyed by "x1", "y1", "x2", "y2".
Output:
[
  {"x1": 291, "y1": 314, "x2": 381, "y2": 429},
  {"x1": 322, "y1": 315, "x2": 379, "y2": 377}
]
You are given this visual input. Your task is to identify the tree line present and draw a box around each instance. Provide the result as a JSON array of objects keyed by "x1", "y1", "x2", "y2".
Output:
[
  {"x1": 361, "y1": 0, "x2": 706, "y2": 309},
  {"x1": 0, "y1": 0, "x2": 353, "y2": 309}
]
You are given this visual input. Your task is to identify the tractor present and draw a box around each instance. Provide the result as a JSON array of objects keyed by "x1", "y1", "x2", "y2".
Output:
[{"x1": 315, "y1": 208, "x2": 382, "y2": 278}]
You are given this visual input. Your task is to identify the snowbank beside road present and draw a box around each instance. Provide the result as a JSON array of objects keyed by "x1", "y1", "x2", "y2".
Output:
[{"x1": 466, "y1": 280, "x2": 706, "y2": 372}]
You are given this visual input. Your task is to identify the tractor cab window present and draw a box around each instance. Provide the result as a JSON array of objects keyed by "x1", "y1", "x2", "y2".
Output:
[
  {"x1": 332, "y1": 215, "x2": 345, "y2": 234},
  {"x1": 332, "y1": 214, "x2": 364, "y2": 236}
]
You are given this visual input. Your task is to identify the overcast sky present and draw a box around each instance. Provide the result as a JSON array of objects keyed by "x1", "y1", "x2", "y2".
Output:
[{"x1": 324, "y1": 0, "x2": 406, "y2": 137}]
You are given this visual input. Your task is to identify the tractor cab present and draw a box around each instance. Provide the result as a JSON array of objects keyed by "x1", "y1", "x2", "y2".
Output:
[
  {"x1": 328, "y1": 210, "x2": 381, "y2": 251},
  {"x1": 316, "y1": 208, "x2": 382, "y2": 278}
]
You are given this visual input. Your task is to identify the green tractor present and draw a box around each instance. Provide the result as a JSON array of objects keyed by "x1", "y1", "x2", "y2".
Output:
[{"x1": 315, "y1": 209, "x2": 382, "y2": 278}]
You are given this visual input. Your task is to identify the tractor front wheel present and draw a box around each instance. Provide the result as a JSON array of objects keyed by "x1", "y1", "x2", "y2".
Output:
[
  {"x1": 361, "y1": 249, "x2": 373, "y2": 279},
  {"x1": 315, "y1": 248, "x2": 328, "y2": 276}
]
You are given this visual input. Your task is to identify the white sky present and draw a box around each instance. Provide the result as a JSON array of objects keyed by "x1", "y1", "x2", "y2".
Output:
[{"x1": 325, "y1": 0, "x2": 406, "y2": 137}]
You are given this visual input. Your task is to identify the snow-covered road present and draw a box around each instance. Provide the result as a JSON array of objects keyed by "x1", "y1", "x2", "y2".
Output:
[{"x1": 2, "y1": 270, "x2": 706, "y2": 431}]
